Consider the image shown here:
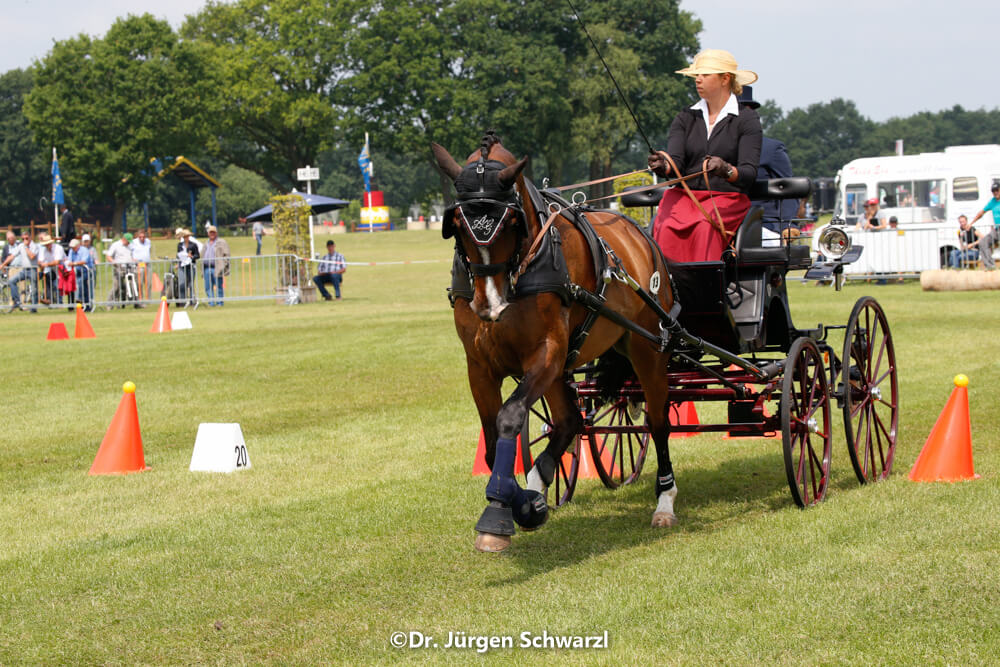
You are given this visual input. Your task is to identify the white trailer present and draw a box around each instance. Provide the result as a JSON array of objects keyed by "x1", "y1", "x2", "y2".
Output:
[{"x1": 814, "y1": 145, "x2": 1000, "y2": 272}]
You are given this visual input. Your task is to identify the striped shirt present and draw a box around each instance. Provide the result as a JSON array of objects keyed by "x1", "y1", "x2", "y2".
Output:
[{"x1": 318, "y1": 251, "x2": 345, "y2": 274}]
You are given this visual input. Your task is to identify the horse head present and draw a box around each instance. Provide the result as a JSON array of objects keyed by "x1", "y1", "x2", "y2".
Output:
[{"x1": 432, "y1": 131, "x2": 529, "y2": 322}]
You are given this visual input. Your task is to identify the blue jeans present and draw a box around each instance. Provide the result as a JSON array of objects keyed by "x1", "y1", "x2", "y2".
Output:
[
  {"x1": 313, "y1": 273, "x2": 342, "y2": 299},
  {"x1": 75, "y1": 266, "x2": 94, "y2": 308},
  {"x1": 10, "y1": 268, "x2": 38, "y2": 309},
  {"x1": 950, "y1": 248, "x2": 979, "y2": 268},
  {"x1": 254, "y1": 233, "x2": 262, "y2": 255},
  {"x1": 203, "y1": 266, "x2": 224, "y2": 305}
]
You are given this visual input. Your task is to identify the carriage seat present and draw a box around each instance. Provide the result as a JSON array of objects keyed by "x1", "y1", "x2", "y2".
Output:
[{"x1": 736, "y1": 178, "x2": 812, "y2": 268}]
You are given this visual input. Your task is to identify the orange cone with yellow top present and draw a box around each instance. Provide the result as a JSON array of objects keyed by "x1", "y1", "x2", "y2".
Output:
[
  {"x1": 89, "y1": 381, "x2": 149, "y2": 475},
  {"x1": 909, "y1": 374, "x2": 979, "y2": 482},
  {"x1": 150, "y1": 295, "x2": 172, "y2": 333},
  {"x1": 74, "y1": 303, "x2": 96, "y2": 339}
]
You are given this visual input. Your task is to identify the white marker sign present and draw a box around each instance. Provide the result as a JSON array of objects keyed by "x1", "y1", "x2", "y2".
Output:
[{"x1": 189, "y1": 423, "x2": 251, "y2": 473}]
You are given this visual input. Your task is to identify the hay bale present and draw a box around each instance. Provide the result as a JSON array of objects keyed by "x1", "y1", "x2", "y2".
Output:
[{"x1": 921, "y1": 269, "x2": 1000, "y2": 291}]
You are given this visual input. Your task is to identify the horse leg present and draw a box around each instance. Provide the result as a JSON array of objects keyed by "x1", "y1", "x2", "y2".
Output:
[
  {"x1": 525, "y1": 378, "x2": 583, "y2": 498},
  {"x1": 476, "y1": 363, "x2": 562, "y2": 551},
  {"x1": 632, "y1": 349, "x2": 679, "y2": 528}
]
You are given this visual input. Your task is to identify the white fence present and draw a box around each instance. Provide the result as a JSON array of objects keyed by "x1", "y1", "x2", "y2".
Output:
[
  {"x1": 843, "y1": 227, "x2": 941, "y2": 277},
  {"x1": 1, "y1": 254, "x2": 319, "y2": 311}
]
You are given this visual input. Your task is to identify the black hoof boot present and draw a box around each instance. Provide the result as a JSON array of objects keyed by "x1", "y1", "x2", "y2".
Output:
[
  {"x1": 475, "y1": 501, "x2": 516, "y2": 536},
  {"x1": 511, "y1": 489, "x2": 548, "y2": 531}
]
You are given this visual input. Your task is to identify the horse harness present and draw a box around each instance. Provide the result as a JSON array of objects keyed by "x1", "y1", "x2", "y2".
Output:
[{"x1": 446, "y1": 160, "x2": 683, "y2": 365}]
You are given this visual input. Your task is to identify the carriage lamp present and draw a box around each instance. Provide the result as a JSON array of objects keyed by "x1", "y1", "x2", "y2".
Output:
[{"x1": 818, "y1": 222, "x2": 852, "y2": 259}]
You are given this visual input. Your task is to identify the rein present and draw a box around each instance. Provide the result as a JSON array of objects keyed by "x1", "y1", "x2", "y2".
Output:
[{"x1": 661, "y1": 153, "x2": 730, "y2": 239}]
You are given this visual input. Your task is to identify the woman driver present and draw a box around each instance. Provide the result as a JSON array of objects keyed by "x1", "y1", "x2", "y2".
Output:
[{"x1": 647, "y1": 49, "x2": 762, "y2": 262}]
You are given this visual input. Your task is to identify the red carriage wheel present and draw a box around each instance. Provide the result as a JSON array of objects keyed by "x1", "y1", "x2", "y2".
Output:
[
  {"x1": 584, "y1": 394, "x2": 649, "y2": 489},
  {"x1": 781, "y1": 337, "x2": 833, "y2": 508},
  {"x1": 842, "y1": 297, "x2": 898, "y2": 483},
  {"x1": 518, "y1": 396, "x2": 579, "y2": 507}
]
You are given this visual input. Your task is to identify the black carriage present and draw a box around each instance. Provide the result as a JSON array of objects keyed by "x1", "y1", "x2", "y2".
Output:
[{"x1": 517, "y1": 178, "x2": 899, "y2": 508}]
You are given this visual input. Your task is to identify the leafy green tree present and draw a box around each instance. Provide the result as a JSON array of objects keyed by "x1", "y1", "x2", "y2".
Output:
[
  {"x1": 769, "y1": 99, "x2": 876, "y2": 178},
  {"x1": 182, "y1": 0, "x2": 363, "y2": 192},
  {"x1": 0, "y1": 69, "x2": 48, "y2": 227},
  {"x1": 196, "y1": 164, "x2": 274, "y2": 225},
  {"x1": 24, "y1": 15, "x2": 216, "y2": 229}
]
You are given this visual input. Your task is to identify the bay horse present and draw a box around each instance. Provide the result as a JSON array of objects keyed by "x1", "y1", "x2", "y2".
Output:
[{"x1": 432, "y1": 131, "x2": 679, "y2": 552}]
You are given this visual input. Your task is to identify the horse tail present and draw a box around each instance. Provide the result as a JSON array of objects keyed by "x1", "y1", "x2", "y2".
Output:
[{"x1": 590, "y1": 346, "x2": 635, "y2": 405}]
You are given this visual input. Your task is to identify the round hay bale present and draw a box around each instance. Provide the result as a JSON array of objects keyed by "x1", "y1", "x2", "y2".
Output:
[{"x1": 921, "y1": 269, "x2": 1000, "y2": 291}]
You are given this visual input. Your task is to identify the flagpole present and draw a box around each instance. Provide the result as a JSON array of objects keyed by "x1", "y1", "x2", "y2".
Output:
[
  {"x1": 366, "y1": 133, "x2": 372, "y2": 233},
  {"x1": 52, "y1": 148, "x2": 59, "y2": 230}
]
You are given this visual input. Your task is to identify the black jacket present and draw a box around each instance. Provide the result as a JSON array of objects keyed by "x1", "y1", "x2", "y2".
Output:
[
  {"x1": 177, "y1": 240, "x2": 200, "y2": 263},
  {"x1": 666, "y1": 105, "x2": 762, "y2": 194}
]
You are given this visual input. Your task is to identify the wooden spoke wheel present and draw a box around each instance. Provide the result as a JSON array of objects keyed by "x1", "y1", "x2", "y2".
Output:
[
  {"x1": 842, "y1": 297, "x2": 899, "y2": 483},
  {"x1": 584, "y1": 393, "x2": 650, "y2": 489},
  {"x1": 519, "y1": 396, "x2": 578, "y2": 507},
  {"x1": 781, "y1": 337, "x2": 833, "y2": 508}
]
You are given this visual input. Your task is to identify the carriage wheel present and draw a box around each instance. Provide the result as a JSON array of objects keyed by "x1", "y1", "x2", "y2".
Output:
[
  {"x1": 842, "y1": 297, "x2": 898, "y2": 483},
  {"x1": 781, "y1": 337, "x2": 833, "y2": 508},
  {"x1": 518, "y1": 396, "x2": 579, "y2": 507},
  {"x1": 585, "y1": 395, "x2": 650, "y2": 489}
]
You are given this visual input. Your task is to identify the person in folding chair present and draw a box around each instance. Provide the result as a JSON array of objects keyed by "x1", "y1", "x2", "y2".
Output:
[{"x1": 647, "y1": 49, "x2": 762, "y2": 262}]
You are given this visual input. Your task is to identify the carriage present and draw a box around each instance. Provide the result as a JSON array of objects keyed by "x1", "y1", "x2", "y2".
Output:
[
  {"x1": 515, "y1": 179, "x2": 898, "y2": 510},
  {"x1": 432, "y1": 134, "x2": 898, "y2": 552}
]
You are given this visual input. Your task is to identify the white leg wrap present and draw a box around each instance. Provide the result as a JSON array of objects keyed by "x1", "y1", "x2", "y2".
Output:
[{"x1": 526, "y1": 466, "x2": 547, "y2": 495}]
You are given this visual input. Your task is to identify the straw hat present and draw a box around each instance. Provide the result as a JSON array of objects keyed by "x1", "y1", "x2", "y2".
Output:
[
  {"x1": 69, "y1": 238, "x2": 80, "y2": 249},
  {"x1": 39, "y1": 232, "x2": 54, "y2": 245},
  {"x1": 676, "y1": 49, "x2": 758, "y2": 87},
  {"x1": 176, "y1": 228, "x2": 191, "y2": 237}
]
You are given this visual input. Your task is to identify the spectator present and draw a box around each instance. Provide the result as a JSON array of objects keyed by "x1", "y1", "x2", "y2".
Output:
[
  {"x1": 253, "y1": 220, "x2": 264, "y2": 255},
  {"x1": 0, "y1": 230, "x2": 17, "y2": 274},
  {"x1": 887, "y1": 216, "x2": 899, "y2": 230},
  {"x1": 971, "y1": 182, "x2": 1000, "y2": 270},
  {"x1": 105, "y1": 233, "x2": 136, "y2": 306},
  {"x1": 647, "y1": 49, "x2": 761, "y2": 262},
  {"x1": 857, "y1": 198, "x2": 887, "y2": 231},
  {"x1": 950, "y1": 215, "x2": 981, "y2": 268},
  {"x1": 202, "y1": 225, "x2": 231, "y2": 306},
  {"x1": 736, "y1": 86, "x2": 799, "y2": 233},
  {"x1": 313, "y1": 240, "x2": 346, "y2": 300},
  {"x1": 58, "y1": 241, "x2": 77, "y2": 309},
  {"x1": 9, "y1": 230, "x2": 39, "y2": 312},
  {"x1": 176, "y1": 228, "x2": 200, "y2": 306},
  {"x1": 58, "y1": 204, "x2": 75, "y2": 252},
  {"x1": 69, "y1": 236, "x2": 95, "y2": 310},
  {"x1": 130, "y1": 229, "x2": 152, "y2": 298},
  {"x1": 36, "y1": 233, "x2": 66, "y2": 305}
]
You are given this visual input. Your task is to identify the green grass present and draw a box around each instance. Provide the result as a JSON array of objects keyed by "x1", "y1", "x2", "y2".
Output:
[{"x1": 1, "y1": 229, "x2": 998, "y2": 664}]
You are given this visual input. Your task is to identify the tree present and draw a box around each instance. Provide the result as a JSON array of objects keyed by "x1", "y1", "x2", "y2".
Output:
[
  {"x1": 768, "y1": 99, "x2": 876, "y2": 178},
  {"x1": 24, "y1": 15, "x2": 217, "y2": 229},
  {"x1": 196, "y1": 164, "x2": 274, "y2": 225},
  {"x1": 0, "y1": 69, "x2": 48, "y2": 226},
  {"x1": 182, "y1": 0, "x2": 363, "y2": 192}
]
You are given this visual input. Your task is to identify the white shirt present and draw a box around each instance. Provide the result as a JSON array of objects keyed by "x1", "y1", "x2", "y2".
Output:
[
  {"x1": 130, "y1": 238, "x2": 151, "y2": 262},
  {"x1": 37, "y1": 243, "x2": 65, "y2": 267},
  {"x1": 690, "y1": 93, "x2": 740, "y2": 139},
  {"x1": 12, "y1": 241, "x2": 39, "y2": 268}
]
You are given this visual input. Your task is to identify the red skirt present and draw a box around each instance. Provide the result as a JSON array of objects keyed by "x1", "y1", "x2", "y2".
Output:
[{"x1": 652, "y1": 189, "x2": 750, "y2": 262}]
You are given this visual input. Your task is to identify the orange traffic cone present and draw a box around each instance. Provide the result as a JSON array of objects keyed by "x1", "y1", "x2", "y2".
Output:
[
  {"x1": 472, "y1": 430, "x2": 526, "y2": 475},
  {"x1": 151, "y1": 272, "x2": 163, "y2": 293},
  {"x1": 670, "y1": 401, "x2": 700, "y2": 438},
  {"x1": 89, "y1": 381, "x2": 149, "y2": 475},
  {"x1": 578, "y1": 433, "x2": 617, "y2": 479},
  {"x1": 74, "y1": 303, "x2": 96, "y2": 339},
  {"x1": 909, "y1": 374, "x2": 979, "y2": 482},
  {"x1": 46, "y1": 322, "x2": 69, "y2": 340},
  {"x1": 150, "y1": 296, "x2": 172, "y2": 333}
]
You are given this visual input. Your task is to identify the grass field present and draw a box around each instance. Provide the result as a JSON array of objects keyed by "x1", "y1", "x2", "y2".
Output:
[{"x1": 1, "y1": 230, "x2": 998, "y2": 664}]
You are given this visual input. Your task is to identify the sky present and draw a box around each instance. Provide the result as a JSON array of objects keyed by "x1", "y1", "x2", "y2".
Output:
[{"x1": 1, "y1": 0, "x2": 996, "y2": 123}]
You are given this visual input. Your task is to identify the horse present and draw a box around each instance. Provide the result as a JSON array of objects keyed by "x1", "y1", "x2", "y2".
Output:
[{"x1": 432, "y1": 131, "x2": 679, "y2": 552}]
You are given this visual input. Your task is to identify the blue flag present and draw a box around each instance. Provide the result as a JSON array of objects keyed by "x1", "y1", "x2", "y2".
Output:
[
  {"x1": 358, "y1": 138, "x2": 372, "y2": 193},
  {"x1": 52, "y1": 148, "x2": 65, "y2": 205}
]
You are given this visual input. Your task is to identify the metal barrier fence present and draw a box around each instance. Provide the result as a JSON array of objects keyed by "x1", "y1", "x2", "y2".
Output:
[{"x1": 0, "y1": 254, "x2": 321, "y2": 311}]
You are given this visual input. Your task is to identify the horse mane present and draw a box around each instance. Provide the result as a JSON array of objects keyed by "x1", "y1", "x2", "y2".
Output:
[{"x1": 466, "y1": 129, "x2": 517, "y2": 166}]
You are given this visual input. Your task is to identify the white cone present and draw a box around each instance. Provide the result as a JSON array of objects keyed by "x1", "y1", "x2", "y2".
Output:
[
  {"x1": 171, "y1": 311, "x2": 193, "y2": 330},
  {"x1": 189, "y1": 423, "x2": 251, "y2": 473}
]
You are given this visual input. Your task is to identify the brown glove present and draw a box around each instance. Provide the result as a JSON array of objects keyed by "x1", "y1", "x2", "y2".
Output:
[
  {"x1": 704, "y1": 155, "x2": 732, "y2": 179},
  {"x1": 647, "y1": 152, "x2": 669, "y2": 177}
]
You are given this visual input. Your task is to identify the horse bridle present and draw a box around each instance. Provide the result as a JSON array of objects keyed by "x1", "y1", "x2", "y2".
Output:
[{"x1": 445, "y1": 152, "x2": 528, "y2": 278}]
